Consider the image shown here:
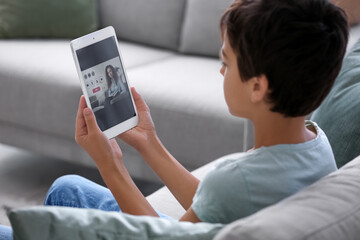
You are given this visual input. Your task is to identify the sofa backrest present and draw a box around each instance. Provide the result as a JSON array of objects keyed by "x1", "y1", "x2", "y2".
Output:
[
  {"x1": 311, "y1": 38, "x2": 360, "y2": 168},
  {"x1": 179, "y1": 0, "x2": 234, "y2": 57},
  {"x1": 98, "y1": 0, "x2": 233, "y2": 57},
  {"x1": 98, "y1": 0, "x2": 186, "y2": 51}
]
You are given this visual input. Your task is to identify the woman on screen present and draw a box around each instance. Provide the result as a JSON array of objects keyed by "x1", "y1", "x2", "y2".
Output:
[{"x1": 105, "y1": 64, "x2": 126, "y2": 98}]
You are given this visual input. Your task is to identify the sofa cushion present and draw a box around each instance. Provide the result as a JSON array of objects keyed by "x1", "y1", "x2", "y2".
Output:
[
  {"x1": 9, "y1": 206, "x2": 224, "y2": 240},
  {"x1": 311, "y1": 38, "x2": 360, "y2": 168},
  {"x1": 0, "y1": 40, "x2": 175, "y2": 140},
  {"x1": 99, "y1": 0, "x2": 186, "y2": 50},
  {"x1": 214, "y1": 155, "x2": 360, "y2": 240},
  {"x1": 179, "y1": 0, "x2": 234, "y2": 57},
  {"x1": 0, "y1": 39, "x2": 251, "y2": 181},
  {"x1": 0, "y1": 0, "x2": 98, "y2": 38}
]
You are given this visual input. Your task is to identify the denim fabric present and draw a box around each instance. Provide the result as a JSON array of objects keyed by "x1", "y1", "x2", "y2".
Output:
[
  {"x1": 0, "y1": 225, "x2": 12, "y2": 240},
  {"x1": 44, "y1": 174, "x2": 173, "y2": 220},
  {"x1": 44, "y1": 175, "x2": 122, "y2": 211}
]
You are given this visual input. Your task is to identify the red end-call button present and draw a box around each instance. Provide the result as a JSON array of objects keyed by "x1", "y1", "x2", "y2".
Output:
[{"x1": 92, "y1": 87, "x2": 101, "y2": 93}]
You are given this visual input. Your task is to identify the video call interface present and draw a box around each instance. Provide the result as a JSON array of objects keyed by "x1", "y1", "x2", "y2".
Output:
[{"x1": 76, "y1": 36, "x2": 136, "y2": 131}]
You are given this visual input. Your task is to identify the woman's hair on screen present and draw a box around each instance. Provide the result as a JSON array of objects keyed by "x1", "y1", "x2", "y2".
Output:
[{"x1": 105, "y1": 64, "x2": 120, "y2": 88}]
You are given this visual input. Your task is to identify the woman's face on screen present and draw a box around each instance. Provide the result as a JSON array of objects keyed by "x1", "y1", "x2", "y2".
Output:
[{"x1": 107, "y1": 67, "x2": 114, "y2": 79}]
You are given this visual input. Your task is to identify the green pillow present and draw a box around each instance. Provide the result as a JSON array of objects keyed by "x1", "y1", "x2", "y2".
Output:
[
  {"x1": 311, "y1": 38, "x2": 360, "y2": 168},
  {"x1": 9, "y1": 206, "x2": 224, "y2": 240},
  {"x1": 0, "y1": 0, "x2": 98, "y2": 38}
]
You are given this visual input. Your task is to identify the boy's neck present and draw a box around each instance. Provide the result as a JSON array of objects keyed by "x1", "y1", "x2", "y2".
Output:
[{"x1": 251, "y1": 112, "x2": 317, "y2": 150}]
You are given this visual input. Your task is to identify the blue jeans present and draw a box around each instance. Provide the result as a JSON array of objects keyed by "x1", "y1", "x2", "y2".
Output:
[
  {"x1": 0, "y1": 175, "x2": 172, "y2": 240},
  {"x1": 0, "y1": 226, "x2": 12, "y2": 240},
  {"x1": 44, "y1": 175, "x2": 173, "y2": 219}
]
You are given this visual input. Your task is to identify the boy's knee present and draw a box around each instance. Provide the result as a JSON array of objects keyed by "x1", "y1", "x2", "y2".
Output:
[{"x1": 44, "y1": 174, "x2": 84, "y2": 206}]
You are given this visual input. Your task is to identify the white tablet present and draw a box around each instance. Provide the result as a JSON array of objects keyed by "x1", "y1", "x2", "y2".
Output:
[{"x1": 70, "y1": 26, "x2": 138, "y2": 139}]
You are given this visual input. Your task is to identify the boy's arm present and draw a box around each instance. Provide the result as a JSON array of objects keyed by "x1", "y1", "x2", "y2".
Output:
[
  {"x1": 75, "y1": 95, "x2": 159, "y2": 217},
  {"x1": 76, "y1": 87, "x2": 200, "y2": 218},
  {"x1": 98, "y1": 152, "x2": 160, "y2": 216},
  {"x1": 179, "y1": 207, "x2": 201, "y2": 223},
  {"x1": 119, "y1": 88, "x2": 200, "y2": 211},
  {"x1": 136, "y1": 133, "x2": 200, "y2": 210}
]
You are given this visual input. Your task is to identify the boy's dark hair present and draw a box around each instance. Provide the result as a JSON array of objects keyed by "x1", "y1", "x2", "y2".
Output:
[{"x1": 221, "y1": 0, "x2": 349, "y2": 117}]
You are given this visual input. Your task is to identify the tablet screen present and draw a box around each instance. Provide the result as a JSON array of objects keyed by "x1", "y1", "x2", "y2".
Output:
[{"x1": 76, "y1": 37, "x2": 136, "y2": 131}]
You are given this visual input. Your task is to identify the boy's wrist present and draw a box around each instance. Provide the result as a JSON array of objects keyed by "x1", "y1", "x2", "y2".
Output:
[
  {"x1": 135, "y1": 131, "x2": 160, "y2": 154},
  {"x1": 91, "y1": 147, "x2": 124, "y2": 173},
  {"x1": 96, "y1": 154, "x2": 126, "y2": 178}
]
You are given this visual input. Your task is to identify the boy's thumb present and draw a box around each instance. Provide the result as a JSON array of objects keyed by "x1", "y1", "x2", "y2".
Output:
[{"x1": 83, "y1": 108, "x2": 98, "y2": 131}]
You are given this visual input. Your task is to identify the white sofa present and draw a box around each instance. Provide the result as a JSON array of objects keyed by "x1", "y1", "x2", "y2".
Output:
[
  {"x1": 3, "y1": 0, "x2": 360, "y2": 239},
  {"x1": 0, "y1": 1, "x2": 359, "y2": 184},
  {"x1": 0, "y1": 0, "x2": 252, "y2": 182}
]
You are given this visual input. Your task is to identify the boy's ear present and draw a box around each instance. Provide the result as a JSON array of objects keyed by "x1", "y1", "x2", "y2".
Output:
[{"x1": 250, "y1": 74, "x2": 269, "y2": 103}]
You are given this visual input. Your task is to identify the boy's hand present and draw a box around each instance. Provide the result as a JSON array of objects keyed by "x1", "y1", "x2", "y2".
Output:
[
  {"x1": 118, "y1": 87, "x2": 157, "y2": 151},
  {"x1": 75, "y1": 96, "x2": 123, "y2": 169},
  {"x1": 75, "y1": 95, "x2": 159, "y2": 217}
]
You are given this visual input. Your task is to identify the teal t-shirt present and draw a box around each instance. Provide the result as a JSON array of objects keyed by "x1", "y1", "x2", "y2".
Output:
[{"x1": 192, "y1": 121, "x2": 337, "y2": 224}]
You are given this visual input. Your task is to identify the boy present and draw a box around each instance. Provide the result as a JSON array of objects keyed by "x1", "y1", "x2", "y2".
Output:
[
  {"x1": 0, "y1": 0, "x2": 349, "y2": 238},
  {"x1": 50, "y1": 0, "x2": 349, "y2": 224}
]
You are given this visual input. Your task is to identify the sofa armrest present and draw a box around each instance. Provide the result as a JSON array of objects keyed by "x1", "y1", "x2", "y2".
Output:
[{"x1": 146, "y1": 186, "x2": 185, "y2": 220}]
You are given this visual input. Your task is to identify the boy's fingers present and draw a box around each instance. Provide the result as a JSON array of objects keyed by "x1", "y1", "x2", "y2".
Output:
[
  {"x1": 130, "y1": 87, "x2": 140, "y2": 102},
  {"x1": 75, "y1": 96, "x2": 87, "y2": 134},
  {"x1": 83, "y1": 108, "x2": 99, "y2": 133},
  {"x1": 130, "y1": 87, "x2": 149, "y2": 111},
  {"x1": 76, "y1": 96, "x2": 87, "y2": 119}
]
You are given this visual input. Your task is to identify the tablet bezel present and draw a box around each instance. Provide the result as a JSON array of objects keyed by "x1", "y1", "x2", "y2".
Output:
[{"x1": 70, "y1": 26, "x2": 138, "y2": 139}]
